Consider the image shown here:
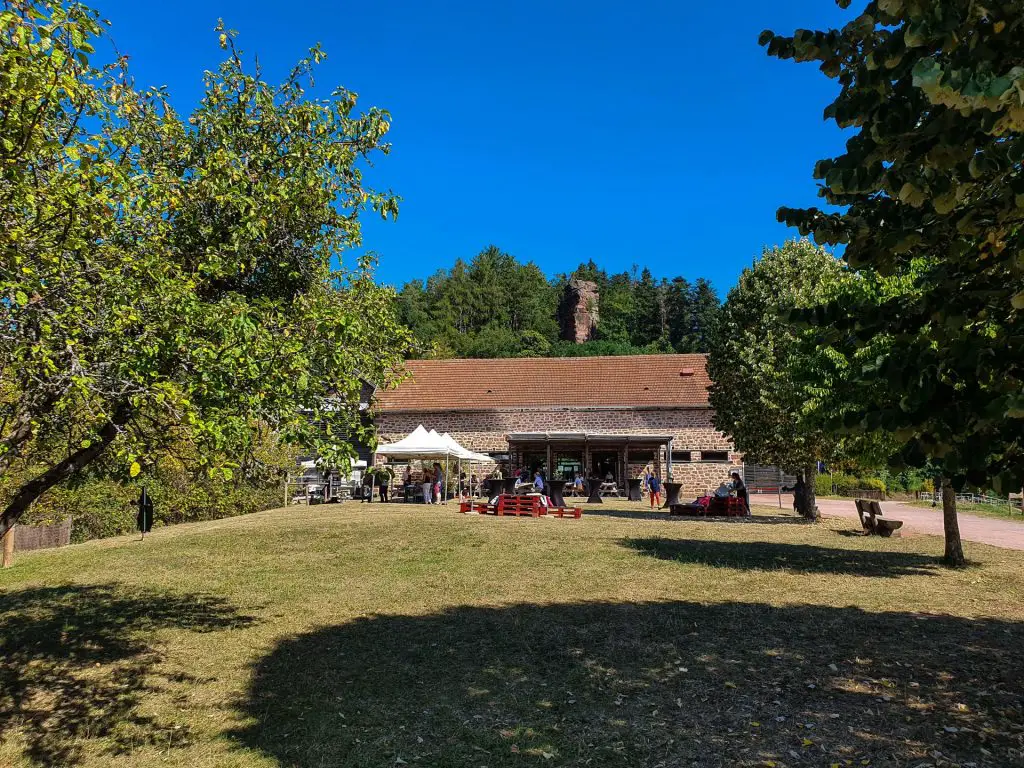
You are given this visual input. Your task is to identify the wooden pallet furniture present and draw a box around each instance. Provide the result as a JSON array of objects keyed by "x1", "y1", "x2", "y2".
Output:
[
  {"x1": 458, "y1": 494, "x2": 583, "y2": 519},
  {"x1": 545, "y1": 502, "x2": 583, "y2": 519},
  {"x1": 459, "y1": 499, "x2": 495, "y2": 514},
  {"x1": 497, "y1": 494, "x2": 544, "y2": 517}
]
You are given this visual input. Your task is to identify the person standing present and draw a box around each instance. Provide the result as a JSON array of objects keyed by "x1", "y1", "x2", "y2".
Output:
[
  {"x1": 378, "y1": 473, "x2": 389, "y2": 504},
  {"x1": 730, "y1": 471, "x2": 749, "y2": 513},
  {"x1": 421, "y1": 468, "x2": 433, "y2": 504},
  {"x1": 648, "y1": 471, "x2": 662, "y2": 509},
  {"x1": 433, "y1": 462, "x2": 444, "y2": 504}
]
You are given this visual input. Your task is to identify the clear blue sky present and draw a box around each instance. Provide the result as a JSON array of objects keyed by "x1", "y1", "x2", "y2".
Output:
[{"x1": 99, "y1": 0, "x2": 852, "y2": 293}]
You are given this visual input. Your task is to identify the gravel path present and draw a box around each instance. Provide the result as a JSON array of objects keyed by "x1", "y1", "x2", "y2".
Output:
[{"x1": 813, "y1": 497, "x2": 1024, "y2": 551}]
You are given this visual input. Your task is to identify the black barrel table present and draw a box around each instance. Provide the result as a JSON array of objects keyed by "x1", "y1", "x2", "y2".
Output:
[
  {"x1": 586, "y1": 478, "x2": 604, "y2": 504},
  {"x1": 481, "y1": 478, "x2": 499, "y2": 498},
  {"x1": 547, "y1": 479, "x2": 567, "y2": 507},
  {"x1": 626, "y1": 478, "x2": 643, "y2": 502},
  {"x1": 662, "y1": 482, "x2": 683, "y2": 509},
  {"x1": 502, "y1": 477, "x2": 518, "y2": 495}
]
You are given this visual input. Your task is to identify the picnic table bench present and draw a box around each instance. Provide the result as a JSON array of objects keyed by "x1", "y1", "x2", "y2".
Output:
[
  {"x1": 668, "y1": 495, "x2": 748, "y2": 517},
  {"x1": 458, "y1": 494, "x2": 582, "y2": 519},
  {"x1": 856, "y1": 499, "x2": 903, "y2": 537}
]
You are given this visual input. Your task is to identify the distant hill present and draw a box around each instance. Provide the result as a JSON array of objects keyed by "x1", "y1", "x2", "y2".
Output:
[{"x1": 394, "y1": 246, "x2": 721, "y2": 359}]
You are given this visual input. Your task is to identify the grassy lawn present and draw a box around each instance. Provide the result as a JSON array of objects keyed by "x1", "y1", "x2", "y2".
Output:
[
  {"x1": 2, "y1": 502, "x2": 1023, "y2": 768},
  {"x1": 907, "y1": 499, "x2": 1024, "y2": 523}
]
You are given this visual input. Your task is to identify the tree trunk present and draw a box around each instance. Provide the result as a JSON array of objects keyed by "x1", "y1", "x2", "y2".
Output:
[
  {"x1": 2, "y1": 526, "x2": 13, "y2": 568},
  {"x1": 794, "y1": 465, "x2": 819, "y2": 520},
  {"x1": 941, "y1": 476, "x2": 966, "y2": 568},
  {"x1": 0, "y1": 417, "x2": 123, "y2": 538}
]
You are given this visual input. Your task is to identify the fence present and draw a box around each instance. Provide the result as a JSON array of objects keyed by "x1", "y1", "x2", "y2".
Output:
[
  {"x1": 12, "y1": 519, "x2": 73, "y2": 552},
  {"x1": 920, "y1": 491, "x2": 1023, "y2": 510},
  {"x1": 842, "y1": 488, "x2": 885, "y2": 501}
]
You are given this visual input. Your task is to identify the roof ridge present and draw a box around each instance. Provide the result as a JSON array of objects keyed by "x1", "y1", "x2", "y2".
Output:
[
  {"x1": 404, "y1": 353, "x2": 708, "y2": 364},
  {"x1": 376, "y1": 353, "x2": 712, "y2": 411}
]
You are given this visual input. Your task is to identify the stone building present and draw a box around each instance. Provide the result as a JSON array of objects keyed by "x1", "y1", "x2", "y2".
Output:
[{"x1": 372, "y1": 354, "x2": 742, "y2": 495}]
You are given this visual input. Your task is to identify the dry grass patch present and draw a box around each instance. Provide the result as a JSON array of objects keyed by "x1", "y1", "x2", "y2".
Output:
[{"x1": 1, "y1": 502, "x2": 1022, "y2": 767}]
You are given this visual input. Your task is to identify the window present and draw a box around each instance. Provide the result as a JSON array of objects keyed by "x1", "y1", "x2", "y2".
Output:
[
  {"x1": 700, "y1": 451, "x2": 730, "y2": 463},
  {"x1": 628, "y1": 450, "x2": 656, "y2": 463},
  {"x1": 673, "y1": 451, "x2": 692, "y2": 462}
]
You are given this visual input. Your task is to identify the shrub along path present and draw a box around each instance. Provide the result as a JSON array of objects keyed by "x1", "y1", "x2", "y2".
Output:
[
  {"x1": 1, "y1": 503, "x2": 1022, "y2": 768},
  {"x1": 812, "y1": 498, "x2": 1024, "y2": 551}
]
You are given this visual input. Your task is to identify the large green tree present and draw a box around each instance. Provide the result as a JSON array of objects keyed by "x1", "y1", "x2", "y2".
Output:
[
  {"x1": 762, "y1": 0, "x2": 1024, "y2": 565},
  {"x1": 0, "y1": 2, "x2": 410, "y2": 536},
  {"x1": 708, "y1": 241, "x2": 889, "y2": 519}
]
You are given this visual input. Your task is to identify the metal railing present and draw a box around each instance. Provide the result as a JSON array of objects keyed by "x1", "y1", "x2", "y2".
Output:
[{"x1": 919, "y1": 491, "x2": 1022, "y2": 509}]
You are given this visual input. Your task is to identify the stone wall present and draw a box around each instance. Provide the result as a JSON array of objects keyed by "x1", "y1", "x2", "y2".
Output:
[{"x1": 375, "y1": 407, "x2": 741, "y2": 495}]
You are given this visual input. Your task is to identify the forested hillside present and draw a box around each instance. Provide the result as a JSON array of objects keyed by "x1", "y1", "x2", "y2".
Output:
[{"x1": 395, "y1": 246, "x2": 722, "y2": 358}]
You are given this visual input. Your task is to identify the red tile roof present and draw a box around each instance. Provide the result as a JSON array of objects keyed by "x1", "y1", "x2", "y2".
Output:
[{"x1": 374, "y1": 354, "x2": 711, "y2": 411}]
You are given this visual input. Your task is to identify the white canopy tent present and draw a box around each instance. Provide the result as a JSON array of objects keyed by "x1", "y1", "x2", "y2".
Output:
[
  {"x1": 374, "y1": 425, "x2": 494, "y2": 502},
  {"x1": 374, "y1": 425, "x2": 457, "y2": 459}
]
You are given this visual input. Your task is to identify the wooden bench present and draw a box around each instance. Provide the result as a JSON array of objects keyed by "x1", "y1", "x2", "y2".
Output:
[
  {"x1": 545, "y1": 502, "x2": 583, "y2": 519},
  {"x1": 497, "y1": 494, "x2": 544, "y2": 517},
  {"x1": 459, "y1": 499, "x2": 495, "y2": 514},
  {"x1": 856, "y1": 499, "x2": 903, "y2": 537}
]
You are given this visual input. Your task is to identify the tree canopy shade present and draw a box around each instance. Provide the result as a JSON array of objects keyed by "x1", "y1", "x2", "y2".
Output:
[
  {"x1": 0, "y1": 1, "x2": 411, "y2": 535},
  {"x1": 762, "y1": 0, "x2": 1024, "y2": 564}
]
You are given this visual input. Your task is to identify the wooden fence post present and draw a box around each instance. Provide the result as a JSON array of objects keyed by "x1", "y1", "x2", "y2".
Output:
[{"x1": 2, "y1": 526, "x2": 13, "y2": 568}]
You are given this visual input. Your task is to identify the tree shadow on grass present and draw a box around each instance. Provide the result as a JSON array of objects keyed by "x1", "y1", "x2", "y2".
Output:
[
  {"x1": 584, "y1": 507, "x2": 810, "y2": 524},
  {"x1": 0, "y1": 583, "x2": 256, "y2": 767},
  {"x1": 233, "y1": 601, "x2": 1023, "y2": 768},
  {"x1": 622, "y1": 537, "x2": 941, "y2": 578}
]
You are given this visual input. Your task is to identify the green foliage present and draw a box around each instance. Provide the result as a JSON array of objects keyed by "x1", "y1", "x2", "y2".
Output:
[
  {"x1": 708, "y1": 240, "x2": 888, "y2": 473},
  {"x1": 763, "y1": 2, "x2": 1024, "y2": 493},
  {"x1": 12, "y1": 427, "x2": 297, "y2": 542},
  {"x1": 814, "y1": 472, "x2": 834, "y2": 498},
  {"x1": 0, "y1": 1, "x2": 411, "y2": 532},
  {"x1": 398, "y1": 249, "x2": 722, "y2": 358}
]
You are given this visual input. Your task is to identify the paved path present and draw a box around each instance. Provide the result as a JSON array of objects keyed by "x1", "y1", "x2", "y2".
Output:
[{"x1": 814, "y1": 498, "x2": 1024, "y2": 551}]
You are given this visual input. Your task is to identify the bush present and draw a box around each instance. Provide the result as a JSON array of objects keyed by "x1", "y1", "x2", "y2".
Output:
[
  {"x1": 857, "y1": 477, "x2": 887, "y2": 494},
  {"x1": 10, "y1": 436, "x2": 295, "y2": 543},
  {"x1": 830, "y1": 473, "x2": 859, "y2": 495},
  {"x1": 814, "y1": 473, "x2": 834, "y2": 497}
]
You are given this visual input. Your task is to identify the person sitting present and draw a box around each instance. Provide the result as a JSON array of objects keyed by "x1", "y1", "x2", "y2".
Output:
[
  {"x1": 572, "y1": 474, "x2": 585, "y2": 495},
  {"x1": 533, "y1": 470, "x2": 545, "y2": 493},
  {"x1": 730, "y1": 471, "x2": 749, "y2": 512}
]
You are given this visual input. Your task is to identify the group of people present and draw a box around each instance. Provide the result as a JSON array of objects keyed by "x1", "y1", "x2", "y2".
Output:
[
  {"x1": 378, "y1": 460, "x2": 748, "y2": 512},
  {"x1": 642, "y1": 467, "x2": 663, "y2": 508},
  {"x1": 394, "y1": 463, "x2": 447, "y2": 504}
]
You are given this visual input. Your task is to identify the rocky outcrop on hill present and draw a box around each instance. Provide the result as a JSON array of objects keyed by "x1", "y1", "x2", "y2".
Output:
[{"x1": 559, "y1": 278, "x2": 599, "y2": 343}]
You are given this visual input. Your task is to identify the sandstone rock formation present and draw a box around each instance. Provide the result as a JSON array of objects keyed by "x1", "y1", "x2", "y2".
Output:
[{"x1": 559, "y1": 278, "x2": 599, "y2": 343}]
